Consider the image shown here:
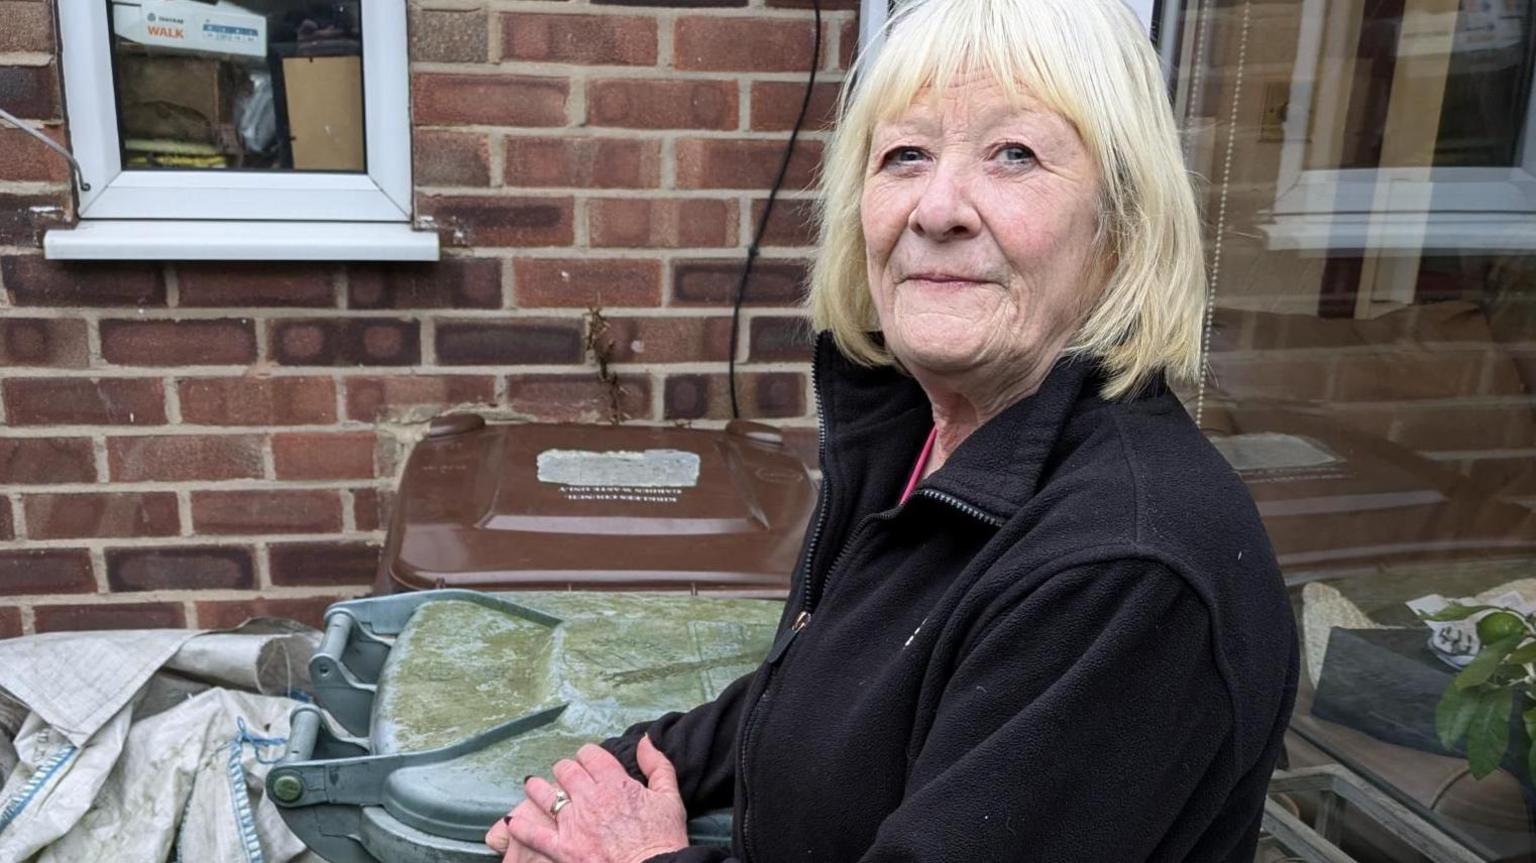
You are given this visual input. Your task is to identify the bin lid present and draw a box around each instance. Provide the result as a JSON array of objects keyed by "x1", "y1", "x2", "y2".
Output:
[
  {"x1": 380, "y1": 418, "x2": 817, "y2": 594},
  {"x1": 369, "y1": 593, "x2": 781, "y2": 842}
]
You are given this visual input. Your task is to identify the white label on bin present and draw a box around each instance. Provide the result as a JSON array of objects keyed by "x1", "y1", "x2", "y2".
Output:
[
  {"x1": 537, "y1": 449, "x2": 701, "y2": 488},
  {"x1": 1208, "y1": 433, "x2": 1340, "y2": 473}
]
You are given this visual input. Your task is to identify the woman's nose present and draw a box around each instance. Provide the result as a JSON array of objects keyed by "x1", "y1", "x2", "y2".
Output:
[{"x1": 907, "y1": 163, "x2": 981, "y2": 241}]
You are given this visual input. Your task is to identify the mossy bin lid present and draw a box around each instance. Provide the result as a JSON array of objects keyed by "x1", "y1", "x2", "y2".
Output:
[{"x1": 273, "y1": 590, "x2": 782, "y2": 862}]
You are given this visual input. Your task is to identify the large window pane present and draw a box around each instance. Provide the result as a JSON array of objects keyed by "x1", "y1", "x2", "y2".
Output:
[{"x1": 1170, "y1": 0, "x2": 1536, "y2": 859}]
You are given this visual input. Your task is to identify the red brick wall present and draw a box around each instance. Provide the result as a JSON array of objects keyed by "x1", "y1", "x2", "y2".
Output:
[{"x1": 0, "y1": 0, "x2": 854, "y2": 636}]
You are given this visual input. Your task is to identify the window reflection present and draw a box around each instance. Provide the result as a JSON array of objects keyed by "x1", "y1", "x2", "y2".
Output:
[
  {"x1": 1172, "y1": 0, "x2": 1536, "y2": 858},
  {"x1": 106, "y1": 1, "x2": 365, "y2": 171}
]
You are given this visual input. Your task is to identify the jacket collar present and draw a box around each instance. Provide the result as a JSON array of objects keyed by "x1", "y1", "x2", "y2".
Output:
[{"x1": 814, "y1": 332, "x2": 1141, "y2": 523}]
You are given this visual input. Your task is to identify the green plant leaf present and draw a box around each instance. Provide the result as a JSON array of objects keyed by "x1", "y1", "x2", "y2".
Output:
[
  {"x1": 1419, "y1": 603, "x2": 1499, "y2": 622},
  {"x1": 1508, "y1": 641, "x2": 1536, "y2": 666},
  {"x1": 1455, "y1": 635, "x2": 1524, "y2": 690},
  {"x1": 1467, "y1": 687, "x2": 1513, "y2": 779},
  {"x1": 1437, "y1": 684, "x2": 1479, "y2": 750}
]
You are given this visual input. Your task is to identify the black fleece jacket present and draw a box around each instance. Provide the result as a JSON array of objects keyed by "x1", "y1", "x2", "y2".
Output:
[{"x1": 603, "y1": 336, "x2": 1299, "y2": 862}]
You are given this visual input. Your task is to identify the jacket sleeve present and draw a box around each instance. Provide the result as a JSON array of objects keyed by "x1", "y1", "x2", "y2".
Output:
[
  {"x1": 642, "y1": 559, "x2": 1236, "y2": 863},
  {"x1": 600, "y1": 666, "x2": 757, "y2": 814}
]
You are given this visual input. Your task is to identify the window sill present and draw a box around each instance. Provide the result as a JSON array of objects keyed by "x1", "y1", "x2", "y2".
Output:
[
  {"x1": 43, "y1": 220, "x2": 440, "y2": 262},
  {"x1": 1259, "y1": 212, "x2": 1536, "y2": 254}
]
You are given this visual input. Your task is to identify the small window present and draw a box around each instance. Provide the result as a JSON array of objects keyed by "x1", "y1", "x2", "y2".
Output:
[
  {"x1": 1265, "y1": 0, "x2": 1536, "y2": 255},
  {"x1": 47, "y1": 0, "x2": 436, "y2": 260}
]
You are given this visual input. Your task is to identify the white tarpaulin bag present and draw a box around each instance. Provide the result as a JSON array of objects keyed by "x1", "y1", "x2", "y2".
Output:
[{"x1": 0, "y1": 624, "x2": 324, "y2": 863}]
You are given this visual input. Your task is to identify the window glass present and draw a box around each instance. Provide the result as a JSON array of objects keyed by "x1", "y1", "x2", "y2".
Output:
[
  {"x1": 106, "y1": 0, "x2": 365, "y2": 171},
  {"x1": 1170, "y1": 0, "x2": 1536, "y2": 857}
]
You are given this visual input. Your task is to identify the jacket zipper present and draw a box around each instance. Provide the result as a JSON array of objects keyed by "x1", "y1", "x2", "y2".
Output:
[
  {"x1": 739, "y1": 371, "x2": 1008, "y2": 862},
  {"x1": 912, "y1": 488, "x2": 1006, "y2": 527},
  {"x1": 738, "y1": 360, "x2": 831, "y2": 863}
]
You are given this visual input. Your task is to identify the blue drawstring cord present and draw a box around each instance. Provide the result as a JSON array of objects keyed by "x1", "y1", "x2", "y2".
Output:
[{"x1": 233, "y1": 718, "x2": 288, "y2": 765}]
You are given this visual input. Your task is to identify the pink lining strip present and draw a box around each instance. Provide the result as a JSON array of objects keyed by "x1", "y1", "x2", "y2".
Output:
[{"x1": 899, "y1": 427, "x2": 938, "y2": 506}]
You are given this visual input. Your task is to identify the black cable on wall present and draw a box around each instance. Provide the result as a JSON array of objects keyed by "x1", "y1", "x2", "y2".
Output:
[{"x1": 728, "y1": 0, "x2": 824, "y2": 420}]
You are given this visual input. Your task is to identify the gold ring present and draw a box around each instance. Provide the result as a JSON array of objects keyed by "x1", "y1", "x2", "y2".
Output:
[{"x1": 549, "y1": 789, "x2": 571, "y2": 818}]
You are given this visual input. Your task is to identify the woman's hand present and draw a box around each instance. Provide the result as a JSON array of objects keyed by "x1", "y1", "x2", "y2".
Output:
[
  {"x1": 485, "y1": 798, "x2": 556, "y2": 863},
  {"x1": 505, "y1": 736, "x2": 689, "y2": 863}
]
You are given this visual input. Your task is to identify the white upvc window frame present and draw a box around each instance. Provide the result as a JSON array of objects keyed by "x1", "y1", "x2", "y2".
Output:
[
  {"x1": 857, "y1": 0, "x2": 1158, "y2": 65},
  {"x1": 1265, "y1": 0, "x2": 1536, "y2": 252},
  {"x1": 46, "y1": 0, "x2": 437, "y2": 260}
]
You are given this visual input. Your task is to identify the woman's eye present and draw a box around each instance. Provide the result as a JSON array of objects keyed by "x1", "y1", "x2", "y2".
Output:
[
  {"x1": 883, "y1": 147, "x2": 926, "y2": 167},
  {"x1": 998, "y1": 145, "x2": 1036, "y2": 166}
]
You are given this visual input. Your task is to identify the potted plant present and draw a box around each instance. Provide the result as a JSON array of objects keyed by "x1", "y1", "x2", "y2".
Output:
[{"x1": 1423, "y1": 602, "x2": 1536, "y2": 779}]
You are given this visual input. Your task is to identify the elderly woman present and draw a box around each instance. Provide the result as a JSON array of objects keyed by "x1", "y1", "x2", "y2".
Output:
[{"x1": 486, "y1": 0, "x2": 1298, "y2": 859}]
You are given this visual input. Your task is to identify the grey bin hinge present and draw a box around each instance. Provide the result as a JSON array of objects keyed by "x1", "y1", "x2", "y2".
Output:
[{"x1": 0, "y1": 106, "x2": 91, "y2": 191}]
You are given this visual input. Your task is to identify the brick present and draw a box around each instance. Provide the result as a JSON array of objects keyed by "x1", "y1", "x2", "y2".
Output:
[
  {"x1": 107, "y1": 546, "x2": 255, "y2": 592},
  {"x1": 196, "y1": 596, "x2": 344, "y2": 631},
  {"x1": 2, "y1": 256, "x2": 164, "y2": 306},
  {"x1": 664, "y1": 372, "x2": 806, "y2": 419},
  {"x1": 1331, "y1": 351, "x2": 1483, "y2": 402},
  {"x1": 108, "y1": 434, "x2": 264, "y2": 482},
  {"x1": 840, "y1": 18, "x2": 858, "y2": 70},
  {"x1": 269, "y1": 542, "x2": 381, "y2": 586},
  {"x1": 352, "y1": 487, "x2": 392, "y2": 531},
  {"x1": 418, "y1": 195, "x2": 574, "y2": 248},
  {"x1": 344, "y1": 375, "x2": 496, "y2": 421},
  {"x1": 0, "y1": 125, "x2": 70, "y2": 182},
  {"x1": 1389, "y1": 402, "x2": 1533, "y2": 452},
  {"x1": 0, "y1": 192, "x2": 68, "y2": 245},
  {"x1": 676, "y1": 138, "x2": 822, "y2": 189},
  {"x1": 35, "y1": 602, "x2": 187, "y2": 633},
  {"x1": 0, "y1": 498, "x2": 11, "y2": 541},
  {"x1": 3, "y1": 378, "x2": 166, "y2": 425},
  {"x1": 782, "y1": 426, "x2": 819, "y2": 471},
  {"x1": 268, "y1": 318, "x2": 421, "y2": 366},
  {"x1": 672, "y1": 258, "x2": 808, "y2": 305},
  {"x1": 501, "y1": 13, "x2": 657, "y2": 65},
  {"x1": 749, "y1": 81, "x2": 841, "y2": 131},
  {"x1": 0, "y1": 67, "x2": 59, "y2": 120},
  {"x1": 273, "y1": 432, "x2": 376, "y2": 480},
  {"x1": 413, "y1": 130, "x2": 491, "y2": 187},
  {"x1": 766, "y1": 0, "x2": 858, "y2": 9},
  {"x1": 594, "y1": 0, "x2": 744, "y2": 7},
  {"x1": 750, "y1": 315, "x2": 814, "y2": 361},
  {"x1": 435, "y1": 318, "x2": 585, "y2": 365},
  {"x1": 0, "y1": 437, "x2": 95, "y2": 484},
  {"x1": 179, "y1": 376, "x2": 337, "y2": 425},
  {"x1": 675, "y1": 17, "x2": 819, "y2": 72},
  {"x1": 602, "y1": 316, "x2": 732, "y2": 363},
  {"x1": 0, "y1": 549, "x2": 94, "y2": 595},
  {"x1": 25, "y1": 492, "x2": 179, "y2": 540},
  {"x1": 0, "y1": 318, "x2": 88, "y2": 367},
  {"x1": 505, "y1": 373, "x2": 653, "y2": 422},
  {"x1": 0, "y1": 607, "x2": 19, "y2": 639},
  {"x1": 588, "y1": 198, "x2": 737, "y2": 249},
  {"x1": 0, "y1": 2, "x2": 52, "y2": 52},
  {"x1": 514, "y1": 258, "x2": 661, "y2": 307},
  {"x1": 750, "y1": 197, "x2": 818, "y2": 247},
  {"x1": 347, "y1": 258, "x2": 501, "y2": 309},
  {"x1": 101, "y1": 319, "x2": 256, "y2": 366},
  {"x1": 504, "y1": 137, "x2": 660, "y2": 188},
  {"x1": 409, "y1": 7, "x2": 488, "y2": 63},
  {"x1": 586, "y1": 79, "x2": 738, "y2": 130},
  {"x1": 177, "y1": 263, "x2": 334, "y2": 307},
  {"x1": 1205, "y1": 354, "x2": 1335, "y2": 402},
  {"x1": 192, "y1": 490, "x2": 343, "y2": 535},
  {"x1": 411, "y1": 74, "x2": 568, "y2": 127}
]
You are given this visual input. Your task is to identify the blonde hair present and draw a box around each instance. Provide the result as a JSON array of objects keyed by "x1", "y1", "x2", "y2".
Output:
[{"x1": 808, "y1": 0, "x2": 1206, "y2": 400}]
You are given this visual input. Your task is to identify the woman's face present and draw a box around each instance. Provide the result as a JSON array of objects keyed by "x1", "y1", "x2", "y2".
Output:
[{"x1": 861, "y1": 74, "x2": 1107, "y2": 387}]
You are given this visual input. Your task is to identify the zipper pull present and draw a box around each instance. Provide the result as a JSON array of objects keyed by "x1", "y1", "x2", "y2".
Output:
[{"x1": 766, "y1": 611, "x2": 811, "y2": 665}]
